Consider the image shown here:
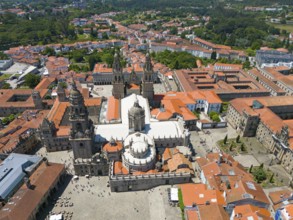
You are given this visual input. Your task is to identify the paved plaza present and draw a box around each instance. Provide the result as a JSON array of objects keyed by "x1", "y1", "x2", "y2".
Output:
[
  {"x1": 154, "y1": 83, "x2": 167, "y2": 94},
  {"x1": 234, "y1": 154, "x2": 260, "y2": 168},
  {"x1": 91, "y1": 84, "x2": 113, "y2": 97},
  {"x1": 34, "y1": 108, "x2": 292, "y2": 220},
  {"x1": 189, "y1": 123, "x2": 238, "y2": 158},
  {"x1": 82, "y1": 82, "x2": 167, "y2": 99},
  {"x1": 36, "y1": 147, "x2": 181, "y2": 220}
]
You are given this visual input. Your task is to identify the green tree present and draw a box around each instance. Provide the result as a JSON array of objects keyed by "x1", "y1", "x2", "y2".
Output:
[
  {"x1": 254, "y1": 167, "x2": 267, "y2": 183},
  {"x1": 8, "y1": 114, "x2": 15, "y2": 122},
  {"x1": 0, "y1": 51, "x2": 9, "y2": 60},
  {"x1": 229, "y1": 143, "x2": 234, "y2": 151},
  {"x1": 241, "y1": 143, "x2": 246, "y2": 151},
  {"x1": 173, "y1": 60, "x2": 180, "y2": 69},
  {"x1": 243, "y1": 60, "x2": 251, "y2": 69},
  {"x1": 42, "y1": 47, "x2": 55, "y2": 56},
  {"x1": 212, "y1": 114, "x2": 220, "y2": 122},
  {"x1": 1, "y1": 82, "x2": 11, "y2": 89},
  {"x1": 223, "y1": 135, "x2": 228, "y2": 144},
  {"x1": 24, "y1": 73, "x2": 41, "y2": 89},
  {"x1": 211, "y1": 51, "x2": 217, "y2": 60},
  {"x1": 169, "y1": 26, "x2": 178, "y2": 35},
  {"x1": 249, "y1": 164, "x2": 253, "y2": 173},
  {"x1": 101, "y1": 53, "x2": 114, "y2": 67},
  {"x1": 209, "y1": 111, "x2": 220, "y2": 122},
  {"x1": 71, "y1": 50, "x2": 85, "y2": 63},
  {"x1": 1, "y1": 114, "x2": 15, "y2": 125},
  {"x1": 102, "y1": 32, "x2": 109, "y2": 39},
  {"x1": 260, "y1": 163, "x2": 264, "y2": 169},
  {"x1": 269, "y1": 173, "x2": 274, "y2": 183},
  {"x1": 88, "y1": 55, "x2": 97, "y2": 71},
  {"x1": 236, "y1": 135, "x2": 240, "y2": 143},
  {"x1": 90, "y1": 28, "x2": 97, "y2": 38}
]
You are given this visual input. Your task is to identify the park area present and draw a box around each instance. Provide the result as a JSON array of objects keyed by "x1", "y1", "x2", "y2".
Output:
[{"x1": 217, "y1": 135, "x2": 291, "y2": 188}]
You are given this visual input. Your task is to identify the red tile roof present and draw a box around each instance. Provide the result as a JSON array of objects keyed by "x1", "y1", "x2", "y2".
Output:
[{"x1": 180, "y1": 183, "x2": 226, "y2": 207}]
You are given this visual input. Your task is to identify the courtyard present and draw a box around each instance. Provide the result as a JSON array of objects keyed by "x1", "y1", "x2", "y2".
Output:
[
  {"x1": 216, "y1": 135, "x2": 292, "y2": 187},
  {"x1": 82, "y1": 81, "x2": 167, "y2": 99}
]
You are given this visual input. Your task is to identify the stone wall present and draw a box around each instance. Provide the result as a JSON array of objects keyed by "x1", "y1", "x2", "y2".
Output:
[
  {"x1": 74, "y1": 160, "x2": 109, "y2": 176},
  {"x1": 110, "y1": 172, "x2": 191, "y2": 192}
]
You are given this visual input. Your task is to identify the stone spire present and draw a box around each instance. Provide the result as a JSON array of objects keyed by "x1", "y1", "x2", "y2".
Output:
[
  {"x1": 113, "y1": 51, "x2": 123, "y2": 78},
  {"x1": 144, "y1": 52, "x2": 153, "y2": 78},
  {"x1": 141, "y1": 52, "x2": 154, "y2": 101},
  {"x1": 112, "y1": 51, "x2": 125, "y2": 99},
  {"x1": 69, "y1": 79, "x2": 94, "y2": 159},
  {"x1": 56, "y1": 82, "x2": 66, "y2": 102}
]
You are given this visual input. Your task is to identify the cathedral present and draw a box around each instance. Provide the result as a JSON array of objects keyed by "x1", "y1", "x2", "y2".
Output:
[
  {"x1": 40, "y1": 51, "x2": 193, "y2": 190},
  {"x1": 112, "y1": 51, "x2": 154, "y2": 102}
]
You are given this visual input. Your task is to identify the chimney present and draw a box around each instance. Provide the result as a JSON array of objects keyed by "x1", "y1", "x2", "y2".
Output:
[
  {"x1": 24, "y1": 177, "x2": 32, "y2": 189},
  {"x1": 43, "y1": 157, "x2": 49, "y2": 166}
]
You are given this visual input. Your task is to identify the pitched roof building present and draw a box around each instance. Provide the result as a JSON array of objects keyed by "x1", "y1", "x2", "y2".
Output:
[{"x1": 226, "y1": 96, "x2": 293, "y2": 175}]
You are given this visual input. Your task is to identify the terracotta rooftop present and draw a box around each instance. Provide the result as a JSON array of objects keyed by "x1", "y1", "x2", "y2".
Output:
[
  {"x1": 232, "y1": 204, "x2": 272, "y2": 220},
  {"x1": 268, "y1": 189, "x2": 293, "y2": 210},
  {"x1": 185, "y1": 210, "x2": 199, "y2": 220},
  {"x1": 167, "y1": 150, "x2": 193, "y2": 173},
  {"x1": 226, "y1": 180, "x2": 270, "y2": 205},
  {"x1": 0, "y1": 110, "x2": 49, "y2": 153},
  {"x1": 106, "y1": 96, "x2": 120, "y2": 121},
  {"x1": 103, "y1": 140, "x2": 123, "y2": 153},
  {"x1": 180, "y1": 183, "x2": 226, "y2": 207},
  {"x1": 35, "y1": 77, "x2": 56, "y2": 90},
  {"x1": 198, "y1": 204, "x2": 229, "y2": 220},
  {"x1": 0, "y1": 161, "x2": 65, "y2": 220},
  {"x1": 47, "y1": 99, "x2": 70, "y2": 128}
]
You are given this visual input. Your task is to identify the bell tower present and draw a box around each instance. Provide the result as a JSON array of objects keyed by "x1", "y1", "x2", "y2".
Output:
[
  {"x1": 69, "y1": 80, "x2": 94, "y2": 159},
  {"x1": 112, "y1": 51, "x2": 125, "y2": 99},
  {"x1": 141, "y1": 52, "x2": 154, "y2": 101},
  {"x1": 57, "y1": 82, "x2": 66, "y2": 102},
  {"x1": 32, "y1": 90, "x2": 43, "y2": 109}
]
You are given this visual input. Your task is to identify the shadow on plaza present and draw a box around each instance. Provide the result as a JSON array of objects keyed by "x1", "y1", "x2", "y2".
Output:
[{"x1": 38, "y1": 173, "x2": 73, "y2": 220}]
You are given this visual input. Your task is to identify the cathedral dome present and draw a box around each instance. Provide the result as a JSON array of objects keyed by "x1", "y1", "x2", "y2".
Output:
[{"x1": 122, "y1": 132, "x2": 156, "y2": 172}]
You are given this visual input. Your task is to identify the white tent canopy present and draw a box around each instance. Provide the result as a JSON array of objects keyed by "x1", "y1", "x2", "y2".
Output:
[
  {"x1": 170, "y1": 188, "x2": 179, "y2": 202},
  {"x1": 49, "y1": 214, "x2": 63, "y2": 220}
]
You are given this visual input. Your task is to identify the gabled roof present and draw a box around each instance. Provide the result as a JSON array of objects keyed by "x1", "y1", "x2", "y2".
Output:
[
  {"x1": 198, "y1": 204, "x2": 229, "y2": 220},
  {"x1": 227, "y1": 180, "x2": 270, "y2": 205},
  {"x1": 232, "y1": 204, "x2": 272, "y2": 220},
  {"x1": 180, "y1": 183, "x2": 226, "y2": 207}
]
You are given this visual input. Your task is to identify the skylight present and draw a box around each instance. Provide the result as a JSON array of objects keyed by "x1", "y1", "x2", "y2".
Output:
[{"x1": 246, "y1": 182, "x2": 256, "y2": 190}]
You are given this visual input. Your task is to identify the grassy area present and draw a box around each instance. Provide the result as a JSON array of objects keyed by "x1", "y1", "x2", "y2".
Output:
[
  {"x1": 0, "y1": 74, "x2": 11, "y2": 81},
  {"x1": 270, "y1": 23, "x2": 293, "y2": 33},
  {"x1": 17, "y1": 85, "x2": 30, "y2": 89},
  {"x1": 249, "y1": 166, "x2": 283, "y2": 188},
  {"x1": 193, "y1": 111, "x2": 200, "y2": 119},
  {"x1": 178, "y1": 188, "x2": 185, "y2": 220},
  {"x1": 77, "y1": 34, "x2": 89, "y2": 41},
  {"x1": 218, "y1": 137, "x2": 247, "y2": 155}
]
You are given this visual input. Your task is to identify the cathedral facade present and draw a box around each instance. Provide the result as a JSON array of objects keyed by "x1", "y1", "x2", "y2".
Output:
[{"x1": 112, "y1": 52, "x2": 154, "y2": 102}]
